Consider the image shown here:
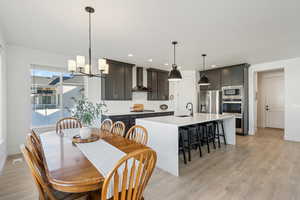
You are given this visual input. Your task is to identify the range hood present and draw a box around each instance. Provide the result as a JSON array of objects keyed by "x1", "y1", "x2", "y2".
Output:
[{"x1": 132, "y1": 67, "x2": 149, "y2": 92}]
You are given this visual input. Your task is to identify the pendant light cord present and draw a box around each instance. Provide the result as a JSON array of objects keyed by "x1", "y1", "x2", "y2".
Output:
[
  {"x1": 172, "y1": 41, "x2": 178, "y2": 68},
  {"x1": 202, "y1": 54, "x2": 206, "y2": 71},
  {"x1": 173, "y1": 43, "x2": 176, "y2": 67},
  {"x1": 88, "y1": 12, "x2": 92, "y2": 74}
]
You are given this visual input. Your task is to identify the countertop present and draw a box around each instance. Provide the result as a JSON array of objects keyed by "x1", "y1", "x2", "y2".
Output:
[
  {"x1": 102, "y1": 110, "x2": 174, "y2": 117},
  {"x1": 136, "y1": 113, "x2": 235, "y2": 127}
]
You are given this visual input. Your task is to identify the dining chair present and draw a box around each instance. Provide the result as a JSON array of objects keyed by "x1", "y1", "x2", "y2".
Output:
[
  {"x1": 110, "y1": 121, "x2": 126, "y2": 137},
  {"x1": 21, "y1": 144, "x2": 88, "y2": 200},
  {"x1": 26, "y1": 132, "x2": 44, "y2": 168},
  {"x1": 100, "y1": 119, "x2": 113, "y2": 132},
  {"x1": 125, "y1": 125, "x2": 148, "y2": 145},
  {"x1": 101, "y1": 149, "x2": 157, "y2": 200},
  {"x1": 56, "y1": 117, "x2": 82, "y2": 134},
  {"x1": 31, "y1": 129, "x2": 41, "y2": 145}
]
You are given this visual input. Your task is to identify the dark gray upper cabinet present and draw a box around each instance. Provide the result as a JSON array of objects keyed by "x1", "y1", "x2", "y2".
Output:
[
  {"x1": 158, "y1": 71, "x2": 169, "y2": 100},
  {"x1": 147, "y1": 70, "x2": 158, "y2": 100},
  {"x1": 199, "y1": 63, "x2": 249, "y2": 89},
  {"x1": 221, "y1": 65, "x2": 244, "y2": 86},
  {"x1": 101, "y1": 59, "x2": 133, "y2": 100},
  {"x1": 200, "y1": 69, "x2": 221, "y2": 90},
  {"x1": 124, "y1": 63, "x2": 133, "y2": 100},
  {"x1": 147, "y1": 68, "x2": 169, "y2": 100}
]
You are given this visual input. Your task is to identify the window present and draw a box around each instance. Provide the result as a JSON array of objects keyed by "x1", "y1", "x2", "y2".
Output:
[{"x1": 31, "y1": 68, "x2": 84, "y2": 127}]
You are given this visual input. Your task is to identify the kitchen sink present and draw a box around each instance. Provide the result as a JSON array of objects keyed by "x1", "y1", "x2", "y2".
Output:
[{"x1": 176, "y1": 115, "x2": 190, "y2": 118}]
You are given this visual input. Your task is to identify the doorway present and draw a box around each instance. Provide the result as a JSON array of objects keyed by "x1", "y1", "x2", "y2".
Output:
[{"x1": 257, "y1": 69, "x2": 284, "y2": 130}]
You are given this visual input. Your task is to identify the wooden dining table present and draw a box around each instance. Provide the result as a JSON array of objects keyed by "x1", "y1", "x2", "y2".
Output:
[{"x1": 39, "y1": 128, "x2": 148, "y2": 199}]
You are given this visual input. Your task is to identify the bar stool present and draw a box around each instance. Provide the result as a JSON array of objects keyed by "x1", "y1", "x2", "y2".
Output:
[
  {"x1": 189, "y1": 125, "x2": 202, "y2": 158},
  {"x1": 179, "y1": 126, "x2": 202, "y2": 163},
  {"x1": 200, "y1": 122, "x2": 216, "y2": 153},
  {"x1": 179, "y1": 127, "x2": 188, "y2": 164},
  {"x1": 214, "y1": 120, "x2": 227, "y2": 148}
]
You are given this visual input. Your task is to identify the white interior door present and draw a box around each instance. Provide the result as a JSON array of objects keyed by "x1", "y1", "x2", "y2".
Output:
[{"x1": 263, "y1": 75, "x2": 284, "y2": 129}]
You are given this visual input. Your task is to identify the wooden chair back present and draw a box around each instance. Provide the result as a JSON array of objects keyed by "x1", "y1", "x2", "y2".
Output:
[
  {"x1": 21, "y1": 145, "x2": 57, "y2": 200},
  {"x1": 111, "y1": 121, "x2": 126, "y2": 137},
  {"x1": 100, "y1": 119, "x2": 113, "y2": 132},
  {"x1": 101, "y1": 149, "x2": 157, "y2": 200},
  {"x1": 56, "y1": 117, "x2": 82, "y2": 133},
  {"x1": 26, "y1": 131, "x2": 43, "y2": 168},
  {"x1": 125, "y1": 125, "x2": 148, "y2": 145},
  {"x1": 31, "y1": 129, "x2": 41, "y2": 145}
]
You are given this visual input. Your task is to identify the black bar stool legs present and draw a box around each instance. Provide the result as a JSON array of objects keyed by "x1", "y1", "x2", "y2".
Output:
[
  {"x1": 214, "y1": 120, "x2": 227, "y2": 147},
  {"x1": 191, "y1": 125, "x2": 202, "y2": 158},
  {"x1": 179, "y1": 121, "x2": 227, "y2": 163},
  {"x1": 179, "y1": 129, "x2": 187, "y2": 164},
  {"x1": 221, "y1": 121, "x2": 227, "y2": 145},
  {"x1": 201, "y1": 123, "x2": 216, "y2": 154},
  {"x1": 179, "y1": 126, "x2": 202, "y2": 164},
  {"x1": 214, "y1": 121, "x2": 221, "y2": 148}
]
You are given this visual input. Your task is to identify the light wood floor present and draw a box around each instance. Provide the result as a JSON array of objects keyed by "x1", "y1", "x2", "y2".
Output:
[{"x1": 1, "y1": 128, "x2": 300, "y2": 200}]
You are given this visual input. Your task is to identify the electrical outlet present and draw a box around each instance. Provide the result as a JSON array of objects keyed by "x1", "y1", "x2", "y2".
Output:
[{"x1": 12, "y1": 158, "x2": 23, "y2": 165}]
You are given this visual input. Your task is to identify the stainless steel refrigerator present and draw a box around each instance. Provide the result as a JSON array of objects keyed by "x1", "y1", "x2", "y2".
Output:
[{"x1": 198, "y1": 90, "x2": 221, "y2": 114}]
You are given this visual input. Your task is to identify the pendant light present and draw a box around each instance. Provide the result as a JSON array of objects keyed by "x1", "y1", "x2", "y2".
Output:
[
  {"x1": 67, "y1": 7, "x2": 109, "y2": 78},
  {"x1": 168, "y1": 41, "x2": 182, "y2": 81},
  {"x1": 198, "y1": 54, "x2": 211, "y2": 86}
]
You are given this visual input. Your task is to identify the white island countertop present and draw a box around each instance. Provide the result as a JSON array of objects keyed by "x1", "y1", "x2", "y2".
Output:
[{"x1": 137, "y1": 113, "x2": 234, "y2": 127}]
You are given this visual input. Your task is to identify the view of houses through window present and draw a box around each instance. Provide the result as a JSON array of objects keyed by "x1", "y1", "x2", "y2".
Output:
[{"x1": 31, "y1": 68, "x2": 84, "y2": 127}]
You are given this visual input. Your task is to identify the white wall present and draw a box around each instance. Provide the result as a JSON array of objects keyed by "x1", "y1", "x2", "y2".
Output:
[
  {"x1": 249, "y1": 57, "x2": 300, "y2": 142},
  {"x1": 0, "y1": 28, "x2": 7, "y2": 171},
  {"x1": 6, "y1": 45, "x2": 71, "y2": 155}
]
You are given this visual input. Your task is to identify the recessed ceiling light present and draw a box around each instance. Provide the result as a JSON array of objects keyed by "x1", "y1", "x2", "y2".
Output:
[
  {"x1": 211, "y1": 65, "x2": 217, "y2": 68},
  {"x1": 164, "y1": 63, "x2": 169, "y2": 66},
  {"x1": 128, "y1": 54, "x2": 133, "y2": 57},
  {"x1": 148, "y1": 59, "x2": 153, "y2": 62}
]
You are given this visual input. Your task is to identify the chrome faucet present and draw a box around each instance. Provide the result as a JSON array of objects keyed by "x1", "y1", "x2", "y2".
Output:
[{"x1": 186, "y1": 102, "x2": 194, "y2": 116}]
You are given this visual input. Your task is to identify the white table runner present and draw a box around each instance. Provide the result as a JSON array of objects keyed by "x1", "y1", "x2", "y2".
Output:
[
  {"x1": 75, "y1": 139, "x2": 126, "y2": 176},
  {"x1": 62, "y1": 128, "x2": 138, "y2": 198}
]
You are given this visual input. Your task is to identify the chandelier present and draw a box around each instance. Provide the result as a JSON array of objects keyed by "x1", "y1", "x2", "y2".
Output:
[{"x1": 67, "y1": 7, "x2": 109, "y2": 78}]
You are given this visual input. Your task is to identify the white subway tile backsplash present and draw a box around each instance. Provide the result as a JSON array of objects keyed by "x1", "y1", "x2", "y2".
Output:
[{"x1": 104, "y1": 92, "x2": 174, "y2": 113}]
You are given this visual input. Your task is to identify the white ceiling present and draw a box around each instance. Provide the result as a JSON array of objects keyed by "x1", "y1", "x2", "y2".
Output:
[{"x1": 0, "y1": 0, "x2": 300, "y2": 70}]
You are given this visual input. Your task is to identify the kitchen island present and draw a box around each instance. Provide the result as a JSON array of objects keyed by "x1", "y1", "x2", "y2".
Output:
[{"x1": 136, "y1": 113, "x2": 235, "y2": 176}]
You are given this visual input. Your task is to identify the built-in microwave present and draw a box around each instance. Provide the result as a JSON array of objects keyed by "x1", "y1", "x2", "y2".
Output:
[{"x1": 222, "y1": 85, "x2": 243, "y2": 101}]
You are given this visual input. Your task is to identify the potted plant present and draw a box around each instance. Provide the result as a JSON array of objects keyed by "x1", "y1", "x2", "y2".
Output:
[{"x1": 66, "y1": 96, "x2": 108, "y2": 127}]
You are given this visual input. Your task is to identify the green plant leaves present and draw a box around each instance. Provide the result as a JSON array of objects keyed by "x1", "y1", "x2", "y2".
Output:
[{"x1": 67, "y1": 95, "x2": 106, "y2": 126}]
